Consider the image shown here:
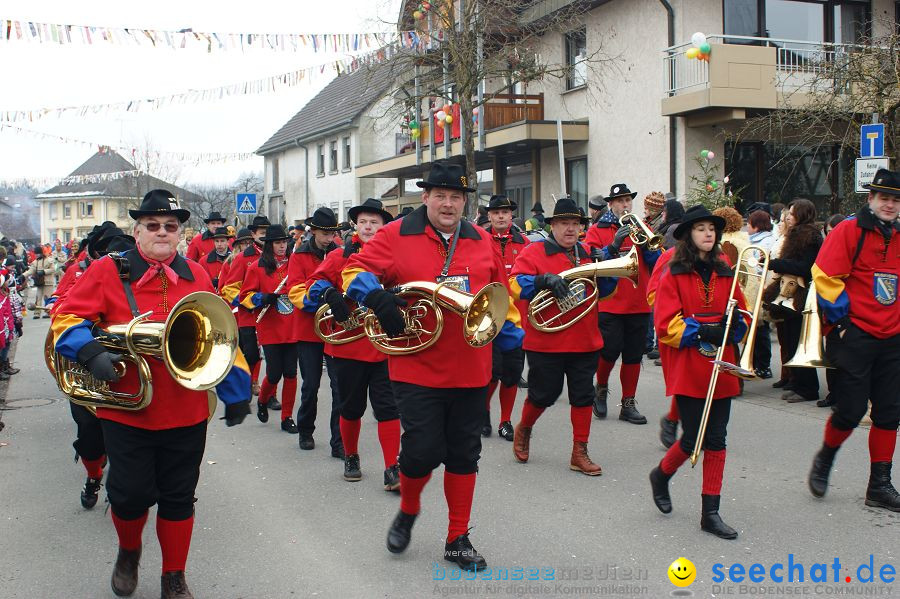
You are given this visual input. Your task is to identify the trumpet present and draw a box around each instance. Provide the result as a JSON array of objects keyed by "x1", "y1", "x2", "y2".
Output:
[
  {"x1": 619, "y1": 211, "x2": 664, "y2": 251},
  {"x1": 528, "y1": 245, "x2": 640, "y2": 333},
  {"x1": 314, "y1": 304, "x2": 368, "y2": 345}
]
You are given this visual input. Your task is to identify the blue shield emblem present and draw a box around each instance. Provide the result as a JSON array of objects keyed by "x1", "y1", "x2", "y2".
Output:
[
  {"x1": 276, "y1": 293, "x2": 295, "y2": 315},
  {"x1": 874, "y1": 272, "x2": 898, "y2": 306}
]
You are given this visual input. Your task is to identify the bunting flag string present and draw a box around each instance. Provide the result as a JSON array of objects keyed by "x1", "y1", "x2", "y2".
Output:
[
  {"x1": 59, "y1": 170, "x2": 145, "y2": 186},
  {"x1": 0, "y1": 19, "x2": 406, "y2": 54}
]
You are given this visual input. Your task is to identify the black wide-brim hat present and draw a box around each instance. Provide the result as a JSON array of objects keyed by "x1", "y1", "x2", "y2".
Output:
[
  {"x1": 604, "y1": 183, "x2": 637, "y2": 202},
  {"x1": 259, "y1": 224, "x2": 290, "y2": 242},
  {"x1": 348, "y1": 198, "x2": 393, "y2": 224},
  {"x1": 415, "y1": 160, "x2": 477, "y2": 193},
  {"x1": 103, "y1": 235, "x2": 136, "y2": 254},
  {"x1": 863, "y1": 168, "x2": 900, "y2": 196},
  {"x1": 129, "y1": 189, "x2": 191, "y2": 223},
  {"x1": 673, "y1": 205, "x2": 726, "y2": 240},
  {"x1": 210, "y1": 227, "x2": 233, "y2": 239},
  {"x1": 588, "y1": 195, "x2": 607, "y2": 210},
  {"x1": 93, "y1": 227, "x2": 135, "y2": 254},
  {"x1": 248, "y1": 215, "x2": 271, "y2": 231},
  {"x1": 204, "y1": 211, "x2": 226, "y2": 224},
  {"x1": 234, "y1": 228, "x2": 254, "y2": 243},
  {"x1": 546, "y1": 197, "x2": 589, "y2": 225},
  {"x1": 487, "y1": 195, "x2": 518, "y2": 212},
  {"x1": 305, "y1": 206, "x2": 343, "y2": 231}
]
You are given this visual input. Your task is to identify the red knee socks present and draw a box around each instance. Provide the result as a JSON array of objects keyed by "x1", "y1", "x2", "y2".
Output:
[
  {"x1": 112, "y1": 511, "x2": 148, "y2": 551},
  {"x1": 444, "y1": 471, "x2": 476, "y2": 544},
  {"x1": 498, "y1": 384, "x2": 516, "y2": 423},
  {"x1": 570, "y1": 406, "x2": 592, "y2": 443},
  {"x1": 377, "y1": 419, "x2": 401, "y2": 468},
  {"x1": 824, "y1": 416, "x2": 852, "y2": 449},
  {"x1": 660, "y1": 443, "x2": 690, "y2": 476},
  {"x1": 250, "y1": 361, "x2": 261, "y2": 387},
  {"x1": 81, "y1": 455, "x2": 105, "y2": 479},
  {"x1": 596, "y1": 357, "x2": 615, "y2": 386},
  {"x1": 485, "y1": 380, "x2": 498, "y2": 410},
  {"x1": 399, "y1": 472, "x2": 431, "y2": 515},
  {"x1": 666, "y1": 397, "x2": 679, "y2": 422},
  {"x1": 258, "y1": 377, "x2": 276, "y2": 406},
  {"x1": 340, "y1": 417, "x2": 362, "y2": 456},
  {"x1": 157, "y1": 516, "x2": 194, "y2": 574},
  {"x1": 620, "y1": 362, "x2": 640, "y2": 398},
  {"x1": 519, "y1": 399, "x2": 545, "y2": 428},
  {"x1": 869, "y1": 426, "x2": 898, "y2": 463},
  {"x1": 702, "y1": 449, "x2": 727, "y2": 495},
  {"x1": 281, "y1": 377, "x2": 297, "y2": 420}
]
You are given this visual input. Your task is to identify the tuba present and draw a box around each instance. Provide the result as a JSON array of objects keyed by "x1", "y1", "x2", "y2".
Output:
[
  {"x1": 363, "y1": 281, "x2": 508, "y2": 355},
  {"x1": 619, "y1": 211, "x2": 665, "y2": 251},
  {"x1": 47, "y1": 291, "x2": 239, "y2": 411},
  {"x1": 314, "y1": 304, "x2": 369, "y2": 345},
  {"x1": 528, "y1": 245, "x2": 640, "y2": 333},
  {"x1": 785, "y1": 279, "x2": 832, "y2": 369}
]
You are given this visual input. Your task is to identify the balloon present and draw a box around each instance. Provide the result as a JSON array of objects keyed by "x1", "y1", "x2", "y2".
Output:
[
  {"x1": 706, "y1": 184, "x2": 714, "y2": 192},
  {"x1": 409, "y1": 120, "x2": 419, "y2": 129},
  {"x1": 723, "y1": 176, "x2": 730, "y2": 184},
  {"x1": 436, "y1": 110, "x2": 446, "y2": 120},
  {"x1": 686, "y1": 47, "x2": 699, "y2": 60},
  {"x1": 707, "y1": 151, "x2": 715, "y2": 159},
  {"x1": 443, "y1": 104, "x2": 452, "y2": 114},
  {"x1": 444, "y1": 115, "x2": 453, "y2": 124},
  {"x1": 472, "y1": 107, "x2": 479, "y2": 115},
  {"x1": 699, "y1": 42, "x2": 711, "y2": 54},
  {"x1": 411, "y1": 129, "x2": 420, "y2": 138},
  {"x1": 422, "y1": 1, "x2": 431, "y2": 9},
  {"x1": 711, "y1": 181, "x2": 719, "y2": 190},
  {"x1": 700, "y1": 149, "x2": 709, "y2": 158},
  {"x1": 413, "y1": 10, "x2": 423, "y2": 19},
  {"x1": 691, "y1": 32, "x2": 707, "y2": 47}
]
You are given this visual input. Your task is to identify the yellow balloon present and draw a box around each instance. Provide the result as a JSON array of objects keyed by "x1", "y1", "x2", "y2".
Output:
[
  {"x1": 444, "y1": 115, "x2": 453, "y2": 124},
  {"x1": 685, "y1": 47, "x2": 699, "y2": 60},
  {"x1": 668, "y1": 558, "x2": 697, "y2": 588}
]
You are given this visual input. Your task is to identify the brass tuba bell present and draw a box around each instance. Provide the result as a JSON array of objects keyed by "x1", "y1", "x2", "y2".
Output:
[
  {"x1": 314, "y1": 304, "x2": 369, "y2": 345},
  {"x1": 785, "y1": 279, "x2": 833, "y2": 369}
]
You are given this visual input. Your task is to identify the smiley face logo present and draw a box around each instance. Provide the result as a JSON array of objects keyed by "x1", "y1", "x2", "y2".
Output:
[{"x1": 668, "y1": 557, "x2": 696, "y2": 587}]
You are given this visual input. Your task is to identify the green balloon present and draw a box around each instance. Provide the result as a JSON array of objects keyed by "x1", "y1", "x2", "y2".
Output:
[
  {"x1": 699, "y1": 42, "x2": 711, "y2": 54},
  {"x1": 711, "y1": 181, "x2": 718, "y2": 189},
  {"x1": 409, "y1": 120, "x2": 419, "y2": 129},
  {"x1": 700, "y1": 149, "x2": 709, "y2": 158}
]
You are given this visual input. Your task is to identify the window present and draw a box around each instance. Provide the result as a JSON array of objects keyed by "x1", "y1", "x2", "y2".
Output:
[
  {"x1": 330, "y1": 201, "x2": 340, "y2": 220},
  {"x1": 63, "y1": 203, "x2": 72, "y2": 219},
  {"x1": 317, "y1": 144, "x2": 325, "y2": 176},
  {"x1": 342, "y1": 136, "x2": 351, "y2": 170},
  {"x1": 80, "y1": 201, "x2": 93, "y2": 217},
  {"x1": 329, "y1": 140, "x2": 338, "y2": 173},
  {"x1": 724, "y1": 0, "x2": 762, "y2": 39},
  {"x1": 725, "y1": 1, "x2": 871, "y2": 46},
  {"x1": 272, "y1": 158, "x2": 280, "y2": 192},
  {"x1": 118, "y1": 201, "x2": 128, "y2": 219},
  {"x1": 565, "y1": 28, "x2": 587, "y2": 90},
  {"x1": 834, "y1": 1, "x2": 868, "y2": 44},
  {"x1": 49, "y1": 202, "x2": 58, "y2": 220},
  {"x1": 62, "y1": 229, "x2": 71, "y2": 243},
  {"x1": 565, "y1": 158, "x2": 588, "y2": 211}
]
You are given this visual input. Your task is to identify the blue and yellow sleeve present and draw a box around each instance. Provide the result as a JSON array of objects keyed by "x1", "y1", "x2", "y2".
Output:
[
  {"x1": 241, "y1": 292, "x2": 263, "y2": 310},
  {"x1": 52, "y1": 314, "x2": 103, "y2": 363},
  {"x1": 495, "y1": 296, "x2": 524, "y2": 351},
  {"x1": 659, "y1": 313, "x2": 701, "y2": 349},
  {"x1": 343, "y1": 269, "x2": 383, "y2": 305},
  {"x1": 812, "y1": 263, "x2": 850, "y2": 324},
  {"x1": 214, "y1": 349, "x2": 251, "y2": 405},
  {"x1": 511, "y1": 274, "x2": 536, "y2": 302},
  {"x1": 301, "y1": 279, "x2": 334, "y2": 312},
  {"x1": 643, "y1": 247, "x2": 662, "y2": 271},
  {"x1": 220, "y1": 280, "x2": 242, "y2": 305}
]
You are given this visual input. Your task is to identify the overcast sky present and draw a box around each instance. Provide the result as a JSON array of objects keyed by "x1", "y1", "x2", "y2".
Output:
[{"x1": 0, "y1": 0, "x2": 401, "y2": 188}]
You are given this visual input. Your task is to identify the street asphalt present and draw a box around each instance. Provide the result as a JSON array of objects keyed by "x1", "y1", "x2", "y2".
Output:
[{"x1": 0, "y1": 316, "x2": 895, "y2": 599}]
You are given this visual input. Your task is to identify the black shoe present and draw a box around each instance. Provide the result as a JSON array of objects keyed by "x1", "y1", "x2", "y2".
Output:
[
  {"x1": 646, "y1": 349, "x2": 660, "y2": 360},
  {"x1": 592, "y1": 384, "x2": 608, "y2": 419},
  {"x1": 808, "y1": 443, "x2": 839, "y2": 498},
  {"x1": 2, "y1": 360, "x2": 19, "y2": 375},
  {"x1": 331, "y1": 445, "x2": 346, "y2": 459},
  {"x1": 772, "y1": 379, "x2": 789, "y2": 389},
  {"x1": 659, "y1": 417, "x2": 677, "y2": 449},
  {"x1": 383, "y1": 464, "x2": 400, "y2": 492},
  {"x1": 619, "y1": 397, "x2": 647, "y2": 425},
  {"x1": 267, "y1": 396, "x2": 281, "y2": 411},
  {"x1": 111, "y1": 546, "x2": 141, "y2": 597},
  {"x1": 865, "y1": 462, "x2": 900, "y2": 512},
  {"x1": 700, "y1": 494, "x2": 738, "y2": 540},
  {"x1": 298, "y1": 435, "x2": 314, "y2": 450},
  {"x1": 481, "y1": 410, "x2": 492, "y2": 437},
  {"x1": 444, "y1": 533, "x2": 487, "y2": 571},
  {"x1": 344, "y1": 454, "x2": 362, "y2": 481},
  {"x1": 80, "y1": 477, "x2": 102, "y2": 509},
  {"x1": 386, "y1": 510, "x2": 418, "y2": 553},
  {"x1": 649, "y1": 466, "x2": 674, "y2": 514},
  {"x1": 754, "y1": 368, "x2": 772, "y2": 379},
  {"x1": 256, "y1": 401, "x2": 268, "y2": 423},
  {"x1": 498, "y1": 421, "x2": 514, "y2": 441},
  {"x1": 517, "y1": 376, "x2": 528, "y2": 389},
  {"x1": 160, "y1": 570, "x2": 193, "y2": 599},
  {"x1": 280, "y1": 418, "x2": 298, "y2": 434},
  {"x1": 816, "y1": 395, "x2": 836, "y2": 408}
]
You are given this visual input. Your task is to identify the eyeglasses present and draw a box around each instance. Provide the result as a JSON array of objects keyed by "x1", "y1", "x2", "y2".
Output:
[{"x1": 142, "y1": 222, "x2": 180, "y2": 233}]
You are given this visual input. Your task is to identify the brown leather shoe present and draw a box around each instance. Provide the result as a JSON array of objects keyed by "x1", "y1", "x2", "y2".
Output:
[
  {"x1": 569, "y1": 441, "x2": 602, "y2": 476},
  {"x1": 110, "y1": 546, "x2": 141, "y2": 597},
  {"x1": 513, "y1": 424, "x2": 532, "y2": 463},
  {"x1": 160, "y1": 571, "x2": 194, "y2": 599}
]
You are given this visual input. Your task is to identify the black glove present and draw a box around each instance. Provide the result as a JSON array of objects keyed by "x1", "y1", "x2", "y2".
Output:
[
  {"x1": 697, "y1": 324, "x2": 726, "y2": 345},
  {"x1": 607, "y1": 225, "x2": 632, "y2": 254},
  {"x1": 84, "y1": 351, "x2": 122, "y2": 382},
  {"x1": 364, "y1": 288, "x2": 408, "y2": 338},
  {"x1": 223, "y1": 399, "x2": 251, "y2": 427},
  {"x1": 14, "y1": 322, "x2": 22, "y2": 337},
  {"x1": 534, "y1": 273, "x2": 570, "y2": 300},
  {"x1": 589, "y1": 247, "x2": 606, "y2": 262},
  {"x1": 833, "y1": 316, "x2": 853, "y2": 339},
  {"x1": 261, "y1": 292, "x2": 280, "y2": 306},
  {"x1": 323, "y1": 287, "x2": 351, "y2": 322}
]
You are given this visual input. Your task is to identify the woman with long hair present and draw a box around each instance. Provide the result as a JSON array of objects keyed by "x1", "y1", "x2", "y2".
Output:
[{"x1": 649, "y1": 205, "x2": 749, "y2": 540}]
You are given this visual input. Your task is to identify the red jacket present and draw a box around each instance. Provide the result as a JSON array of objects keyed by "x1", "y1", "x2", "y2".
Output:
[
  {"x1": 510, "y1": 238, "x2": 616, "y2": 353},
  {"x1": 220, "y1": 245, "x2": 261, "y2": 328},
  {"x1": 342, "y1": 205, "x2": 523, "y2": 388},
  {"x1": 201, "y1": 250, "x2": 230, "y2": 289},
  {"x1": 813, "y1": 208, "x2": 900, "y2": 339},
  {"x1": 647, "y1": 248, "x2": 675, "y2": 307},
  {"x1": 584, "y1": 219, "x2": 661, "y2": 314},
  {"x1": 286, "y1": 239, "x2": 338, "y2": 344},
  {"x1": 654, "y1": 259, "x2": 748, "y2": 399},
  {"x1": 240, "y1": 258, "x2": 299, "y2": 345},
  {"x1": 186, "y1": 231, "x2": 216, "y2": 262}
]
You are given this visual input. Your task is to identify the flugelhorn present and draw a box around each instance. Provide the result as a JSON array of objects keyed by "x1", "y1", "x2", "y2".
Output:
[
  {"x1": 363, "y1": 281, "x2": 508, "y2": 355},
  {"x1": 785, "y1": 279, "x2": 832, "y2": 369},
  {"x1": 314, "y1": 304, "x2": 368, "y2": 345},
  {"x1": 528, "y1": 245, "x2": 640, "y2": 333},
  {"x1": 619, "y1": 211, "x2": 664, "y2": 251},
  {"x1": 46, "y1": 291, "x2": 239, "y2": 411}
]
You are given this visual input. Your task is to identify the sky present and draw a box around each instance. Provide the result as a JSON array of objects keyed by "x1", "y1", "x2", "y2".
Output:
[{"x1": 0, "y1": 0, "x2": 402, "y2": 188}]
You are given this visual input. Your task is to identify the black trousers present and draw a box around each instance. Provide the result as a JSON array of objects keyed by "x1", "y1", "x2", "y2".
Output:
[
  {"x1": 296, "y1": 341, "x2": 342, "y2": 448},
  {"x1": 491, "y1": 345, "x2": 525, "y2": 387},
  {"x1": 675, "y1": 395, "x2": 732, "y2": 454},
  {"x1": 782, "y1": 317, "x2": 819, "y2": 400},
  {"x1": 333, "y1": 358, "x2": 398, "y2": 421},
  {"x1": 525, "y1": 350, "x2": 599, "y2": 408},
  {"x1": 70, "y1": 403, "x2": 105, "y2": 461},
  {"x1": 238, "y1": 326, "x2": 261, "y2": 367},
  {"x1": 752, "y1": 320, "x2": 772, "y2": 371},
  {"x1": 101, "y1": 419, "x2": 207, "y2": 521},
  {"x1": 393, "y1": 382, "x2": 487, "y2": 478},
  {"x1": 827, "y1": 327, "x2": 900, "y2": 431},
  {"x1": 598, "y1": 312, "x2": 648, "y2": 364},
  {"x1": 262, "y1": 342, "x2": 299, "y2": 384}
]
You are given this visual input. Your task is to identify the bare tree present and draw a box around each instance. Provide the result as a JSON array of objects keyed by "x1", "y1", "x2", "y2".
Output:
[{"x1": 184, "y1": 172, "x2": 263, "y2": 230}]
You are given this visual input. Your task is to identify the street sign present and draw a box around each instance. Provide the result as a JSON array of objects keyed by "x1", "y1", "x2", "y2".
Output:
[
  {"x1": 236, "y1": 193, "x2": 257, "y2": 214},
  {"x1": 860, "y1": 123, "x2": 885, "y2": 158},
  {"x1": 855, "y1": 157, "x2": 890, "y2": 193}
]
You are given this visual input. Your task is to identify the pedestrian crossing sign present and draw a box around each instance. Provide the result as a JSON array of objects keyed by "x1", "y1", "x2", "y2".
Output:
[{"x1": 236, "y1": 193, "x2": 257, "y2": 214}]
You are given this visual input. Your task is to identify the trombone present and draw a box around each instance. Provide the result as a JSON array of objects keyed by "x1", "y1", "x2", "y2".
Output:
[
  {"x1": 691, "y1": 245, "x2": 769, "y2": 466},
  {"x1": 619, "y1": 211, "x2": 664, "y2": 251}
]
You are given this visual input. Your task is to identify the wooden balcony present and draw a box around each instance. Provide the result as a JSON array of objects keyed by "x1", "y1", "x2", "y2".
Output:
[{"x1": 482, "y1": 93, "x2": 544, "y2": 130}]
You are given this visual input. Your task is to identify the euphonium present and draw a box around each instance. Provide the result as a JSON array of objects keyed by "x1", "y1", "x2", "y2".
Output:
[
  {"x1": 314, "y1": 304, "x2": 369, "y2": 345},
  {"x1": 528, "y1": 245, "x2": 640, "y2": 333},
  {"x1": 363, "y1": 281, "x2": 509, "y2": 355},
  {"x1": 47, "y1": 291, "x2": 239, "y2": 411},
  {"x1": 619, "y1": 211, "x2": 665, "y2": 251},
  {"x1": 785, "y1": 279, "x2": 832, "y2": 369}
]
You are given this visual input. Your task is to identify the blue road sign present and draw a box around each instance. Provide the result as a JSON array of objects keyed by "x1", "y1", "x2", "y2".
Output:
[
  {"x1": 861, "y1": 124, "x2": 885, "y2": 158},
  {"x1": 236, "y1": 193, "x2": 258, "y2": 214}
]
